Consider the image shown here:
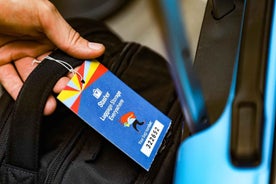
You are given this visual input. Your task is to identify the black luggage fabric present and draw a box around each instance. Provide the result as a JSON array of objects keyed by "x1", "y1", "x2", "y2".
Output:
[{"x1": 0, "y1": 18, "x2": 183, "y2": 184}]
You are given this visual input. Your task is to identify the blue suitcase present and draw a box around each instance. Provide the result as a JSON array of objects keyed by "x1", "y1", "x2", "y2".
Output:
[{"x1": 159, "y1": 0, "x2": 276, "y2": 183}]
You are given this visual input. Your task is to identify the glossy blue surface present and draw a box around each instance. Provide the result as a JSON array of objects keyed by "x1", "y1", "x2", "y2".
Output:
[
  {"x1": 174, "y1": 1, "x2": 276, "y2": 183},
  {"x1": 160, "y1": 0, "x2": 208, "y2": 133}
]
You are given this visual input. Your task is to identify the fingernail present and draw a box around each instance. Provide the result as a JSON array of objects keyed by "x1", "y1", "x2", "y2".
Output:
[{"x1": 88, "y1": 42, "x2": 104, "y2": 51}]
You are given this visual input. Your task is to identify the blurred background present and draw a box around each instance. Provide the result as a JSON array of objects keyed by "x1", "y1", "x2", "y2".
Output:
[
  {"x1": 0, "y1": 0, "x2": 207, "y2": 96},
  {"x1": 104, "y1": 0, "x2": 207, "y2": 60},
  {"x1": 51, "y1": 0, "x2": 207, "y2": 60}
]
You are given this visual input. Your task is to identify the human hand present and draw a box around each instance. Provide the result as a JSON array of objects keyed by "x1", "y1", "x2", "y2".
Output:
[
  {"x1": 0, "y1": 53, "x2": 80, "y2": 115},
  {"x1": 0, "y1": 0, "x2": 105, "y2": 115},
  {"x1": 0, "y1": 0, "x2": 105, "y2": 64}
]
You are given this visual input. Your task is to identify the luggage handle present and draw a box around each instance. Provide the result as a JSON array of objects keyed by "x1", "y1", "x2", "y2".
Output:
[
  {"x1": 6, "y1": 50, "x2": 83, "y2": 171},
  {"x1": 230, "y1": 0, "x2": 271, "y2": 167},
  {"x1": 211, "y1": 0, "x2": 235, "y2": 19}
]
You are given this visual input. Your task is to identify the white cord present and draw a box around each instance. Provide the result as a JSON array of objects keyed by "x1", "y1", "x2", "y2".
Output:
[{"x1": 45, "y1": 56, "x2": 85, "y2": 84}]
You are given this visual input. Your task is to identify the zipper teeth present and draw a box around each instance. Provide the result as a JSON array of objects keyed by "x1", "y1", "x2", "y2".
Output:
[{"x1": 45, "y1": 127, "x2": 84, "y2": 184}]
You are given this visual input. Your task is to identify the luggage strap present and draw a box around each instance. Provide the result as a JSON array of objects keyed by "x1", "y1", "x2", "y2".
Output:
[{"x1": 7, "y1": 50, "x2": 83, "y2": 171}]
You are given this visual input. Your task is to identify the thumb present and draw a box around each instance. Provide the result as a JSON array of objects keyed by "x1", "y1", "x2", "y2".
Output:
[{"x1": 39, "y1": 1, "x2": 105, "y2": 59}]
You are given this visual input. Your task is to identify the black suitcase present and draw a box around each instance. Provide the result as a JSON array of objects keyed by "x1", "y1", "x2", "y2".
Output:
[{"x1": 0, "y1": 18, "x2": 184, "y2": 184}]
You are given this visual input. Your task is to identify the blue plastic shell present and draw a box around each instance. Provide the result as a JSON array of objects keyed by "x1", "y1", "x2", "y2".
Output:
[{"x1": 174, "y1": 1, "x2": 276, "y2": 183}]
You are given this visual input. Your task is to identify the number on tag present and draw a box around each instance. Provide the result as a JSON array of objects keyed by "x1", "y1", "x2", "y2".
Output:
[{"x1": 141, "y1": 120, "x2": 164, "y2": 157}]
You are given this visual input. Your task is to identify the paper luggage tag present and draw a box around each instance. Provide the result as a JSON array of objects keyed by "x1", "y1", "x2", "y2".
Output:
[{"x1": 57, "y1": 60, "x2": 172, "y2": 170}]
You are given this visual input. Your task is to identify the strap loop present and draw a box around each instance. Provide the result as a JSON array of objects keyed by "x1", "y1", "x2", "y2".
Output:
[{"x1": 7, "y1": 50, "x2": 83, "y2": 171}]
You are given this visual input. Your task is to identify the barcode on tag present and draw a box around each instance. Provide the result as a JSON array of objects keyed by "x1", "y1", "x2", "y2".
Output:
[{"x1": 141, "y1": 120, "x2": 164, "y2": 157}]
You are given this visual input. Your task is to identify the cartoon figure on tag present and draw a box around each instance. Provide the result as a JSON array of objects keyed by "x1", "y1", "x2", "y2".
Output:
[{"x1": 120, "y1": 112, "x2": 144, "y2": 132}]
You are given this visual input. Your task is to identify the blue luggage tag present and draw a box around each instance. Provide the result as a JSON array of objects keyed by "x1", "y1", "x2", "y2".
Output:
[{"x1": 57, "y1": 60, "x2": 172, "y2": 170}]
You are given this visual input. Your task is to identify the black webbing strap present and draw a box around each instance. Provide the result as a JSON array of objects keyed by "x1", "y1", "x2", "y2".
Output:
[{"x1": 7, "y1": 50, "x2": 83, "y2": 171}]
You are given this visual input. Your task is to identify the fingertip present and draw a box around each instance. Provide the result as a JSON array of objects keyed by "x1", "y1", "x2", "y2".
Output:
[
  {"x1": 64, "y1": 39, "x2": 105, "y2": 59},
  {"x1": 88, "y1": 42, "x2": 105, "y2": 58},
  {"x1": 44, "y1": 96, "x2": 57, "y2": 116},
  {"x1": 88, "y1": 42, "x2": 105, "y2": 52},
  {"x1": 53, "y1": 77, "x2": 70, "y2": 93},
  {"x1": 0, "y1": 64, "x2": 23, "y2": 100}
]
